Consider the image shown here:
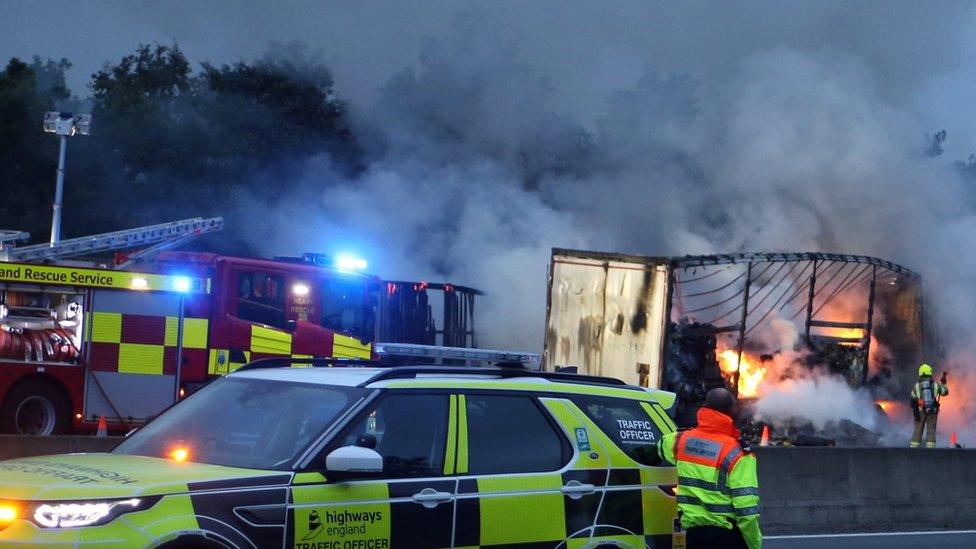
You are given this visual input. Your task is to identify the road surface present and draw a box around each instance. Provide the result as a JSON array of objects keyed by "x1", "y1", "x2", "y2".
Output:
[{"x1": 766, "y1": 530, "x2": 976, "y2": 548}]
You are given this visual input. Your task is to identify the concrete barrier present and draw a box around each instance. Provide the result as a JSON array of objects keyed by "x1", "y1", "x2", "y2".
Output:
[
  {"x1": 0, "y1": 435, "x2": 120, "y2": 461},
  {"x1": 757, "y1": 447, "x2": 976, "y2": 534}
]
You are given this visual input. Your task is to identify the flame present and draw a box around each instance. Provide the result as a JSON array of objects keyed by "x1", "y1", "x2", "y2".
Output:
[
  {"x1": 811, "y1": 289, "x2": 869, "y2": 346},
  {"x1": 820, "y1": 327, "x2": 865, "y2": 343},
  {"x1": 716, "y1": 349, "x2": 767, "y2": 398},
  {"x1": 876, "y1": 399, "x2": 892, "y2": 412}
]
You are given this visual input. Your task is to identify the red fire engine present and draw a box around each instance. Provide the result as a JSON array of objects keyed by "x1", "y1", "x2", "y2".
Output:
[{"x1": 0, "y1": 218, "x2": 479, "y2": 435}]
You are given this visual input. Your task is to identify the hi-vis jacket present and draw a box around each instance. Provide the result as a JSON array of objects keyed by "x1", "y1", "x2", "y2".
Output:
[{"x1": 657, "y1": 408, "x2": 761, "y2": 549}]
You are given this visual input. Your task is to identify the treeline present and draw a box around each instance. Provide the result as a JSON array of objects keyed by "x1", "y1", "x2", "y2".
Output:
[{"x1": 0, "y1": 44, "x2": 361, "y2": 251}]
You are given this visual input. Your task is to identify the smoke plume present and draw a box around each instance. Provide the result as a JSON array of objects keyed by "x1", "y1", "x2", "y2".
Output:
[
  {"x1": 245, "y1": 6, "x2": 976, "y2": 443},
  {"x1": 6, "y1": 2, "x2": 976, "y2": 442}
]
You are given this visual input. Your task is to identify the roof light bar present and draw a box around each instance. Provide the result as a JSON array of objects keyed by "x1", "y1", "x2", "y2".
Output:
[{"x1": 374, "y1": 343, "x2": 542, "y2": 370}]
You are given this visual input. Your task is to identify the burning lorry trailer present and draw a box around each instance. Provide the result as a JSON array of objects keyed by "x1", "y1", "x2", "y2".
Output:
[{"x1": 543, "y1": 249, "x2": 925, "y2": 446}]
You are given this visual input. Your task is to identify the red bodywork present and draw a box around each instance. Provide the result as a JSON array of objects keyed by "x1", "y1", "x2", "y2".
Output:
[{"x1": 0, "y1": 252, "x2": 378, "y2": 433}]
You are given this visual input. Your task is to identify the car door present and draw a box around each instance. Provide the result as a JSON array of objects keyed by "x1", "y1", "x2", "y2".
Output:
[
  {"x1": 452, "y1": 392, "x2": 583, "y2": 548},
  {"x1": 569, "y1": 394, "x2": 679, "y2": 548},
  {"x1": 287, "y1": 392, "x2": 457, "y2": 549}
]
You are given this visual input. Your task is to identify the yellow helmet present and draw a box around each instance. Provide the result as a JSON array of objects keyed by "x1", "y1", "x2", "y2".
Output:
[{"x1": 919, "y1": 364, "x2": 933, "y2": 377}]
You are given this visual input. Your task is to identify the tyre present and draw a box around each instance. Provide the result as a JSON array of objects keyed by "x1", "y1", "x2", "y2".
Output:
[{"x1": 0, "y1": 379, "x2": 71, "y2": 435}]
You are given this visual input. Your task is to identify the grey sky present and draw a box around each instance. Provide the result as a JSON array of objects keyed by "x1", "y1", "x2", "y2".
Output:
[{"x1": 3, "y1": 2, "x2": 973, "y2": 135}]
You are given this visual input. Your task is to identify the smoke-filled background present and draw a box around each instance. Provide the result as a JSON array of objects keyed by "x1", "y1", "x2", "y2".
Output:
[{"x1": 5, "y1": 1, "x2": 976, "y2": 442}]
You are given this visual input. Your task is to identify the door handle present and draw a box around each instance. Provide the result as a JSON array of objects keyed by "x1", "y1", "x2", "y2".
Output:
[
  {"x1": 561, "y1": 480, "x2": 596, "y2": 500},
  {"x1": 411, "y1": 487, "x2": 453, "y2": 509}
]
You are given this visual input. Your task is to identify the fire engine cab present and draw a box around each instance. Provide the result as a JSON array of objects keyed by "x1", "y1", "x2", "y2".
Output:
[{"x1": 0, "y1": 218, "x2": 479, "y2": 435}]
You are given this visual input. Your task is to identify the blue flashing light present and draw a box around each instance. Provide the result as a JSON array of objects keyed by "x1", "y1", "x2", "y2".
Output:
[
  {"x1": 335, "y1": 254, "x2": 368, "y2": 272},
  {"x1": 173, "y1": 276, "x2": 193, "y2": 293}
]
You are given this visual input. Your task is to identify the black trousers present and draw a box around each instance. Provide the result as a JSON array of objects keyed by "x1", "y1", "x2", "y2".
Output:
[{"x1": 686, "y1": 525, "x2": 748, "y2": 549}]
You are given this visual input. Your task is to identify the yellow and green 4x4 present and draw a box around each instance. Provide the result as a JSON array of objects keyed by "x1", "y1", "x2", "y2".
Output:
[{"x1": 0, "y1": 358, "x2": 680, "y2": 548}]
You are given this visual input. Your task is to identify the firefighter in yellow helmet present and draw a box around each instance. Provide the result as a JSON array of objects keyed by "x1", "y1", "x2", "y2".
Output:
[
  {"x1": 657, "y1": 388, "x2": 761, "y2": 549},
  {"x1": 910, "y1": 363, "x2": 949, "y2": 448}
]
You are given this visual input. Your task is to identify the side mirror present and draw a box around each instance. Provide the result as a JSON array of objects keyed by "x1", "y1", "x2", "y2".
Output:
[{"x1": 325, "y1": 445, "x2": 383, "y2": 481}]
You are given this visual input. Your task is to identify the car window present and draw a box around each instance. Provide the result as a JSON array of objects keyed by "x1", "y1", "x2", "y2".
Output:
[
  {"x1": 320, "y1": 278, "x2": 369, "y2": 341},
  {"x1": 333, "y1": 393, "x2": 449, "y2": 479},
  {"x1": 114, "y1": 378, "x2": 364, "y2": 470},
  {"x1": 465, "y1": 394, "x2": 569, "y2": 475},
  {"x1": 236, "y1": 271, "x2": 286, "y2": 328},
  {"x1": 570, "y1": 395, "x2": 666, "y2": 465}
]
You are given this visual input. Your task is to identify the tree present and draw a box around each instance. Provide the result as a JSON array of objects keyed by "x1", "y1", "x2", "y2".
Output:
[
  {"x1": 89, "y1": 44, "x2": 200, "y2": 181},
  {"x1": 1, "y1": 43, "x2": 362, "y2": 250},
  {"x1": 0, "y1": 57, "x2": 72, "y2": 239},
  {"x1": 201, "y1": 44, "x2": 362, "y2": 186}
]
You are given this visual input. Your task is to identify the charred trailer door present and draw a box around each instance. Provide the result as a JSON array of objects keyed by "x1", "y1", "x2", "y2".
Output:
[{"x1": 543, "y1": 249, "x2": 671, "y2": 387}]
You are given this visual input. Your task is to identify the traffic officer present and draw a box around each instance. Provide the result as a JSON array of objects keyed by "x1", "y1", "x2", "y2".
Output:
[
  {"x1": 910, "y1": 364, "x2": 949, "y2": 448},
  {"x1": 657, "y1": 388, "x2": 761, "y2": 549}
]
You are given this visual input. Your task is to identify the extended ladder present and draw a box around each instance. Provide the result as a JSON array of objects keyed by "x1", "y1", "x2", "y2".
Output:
[{"x1": 0, "y1": 217, "x2": 224, "y2": 263}]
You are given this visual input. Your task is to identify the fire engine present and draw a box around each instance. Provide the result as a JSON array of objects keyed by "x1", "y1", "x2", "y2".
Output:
[{"x1": 0, "y1": 218, "x2": 479, "y2": 435}]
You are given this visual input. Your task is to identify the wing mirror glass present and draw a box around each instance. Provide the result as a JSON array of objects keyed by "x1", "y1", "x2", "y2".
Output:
[{"x1": 325, "y1": 445, "x2": 383, "y2": 481}]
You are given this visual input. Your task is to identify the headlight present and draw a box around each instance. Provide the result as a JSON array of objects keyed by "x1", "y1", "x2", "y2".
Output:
[{"x1": 29, "y1": 497, "x2": 159, "y2": 528}]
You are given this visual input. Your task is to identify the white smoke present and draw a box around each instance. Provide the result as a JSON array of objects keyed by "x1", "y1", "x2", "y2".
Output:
[
  {"x1": 753, "y1": 375, "x2": 879, "y2": 432},
  {"x1": 745, "y1": 312, "x2": 901, "y2": 442}
]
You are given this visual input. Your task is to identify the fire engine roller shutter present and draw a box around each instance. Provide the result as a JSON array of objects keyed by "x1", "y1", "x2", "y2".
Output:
[{"x1": 84, "y1": 289, "x2": 209, "y2": 421}]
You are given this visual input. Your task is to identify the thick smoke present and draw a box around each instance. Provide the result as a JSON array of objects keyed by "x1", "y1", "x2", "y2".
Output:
[
  {"x1": 7, "y1": 3, "x2": 976, "y2": 442},
  {"x1": 247, "y1": 8, "x2": 976, "y2": 348},
  {"x1": 256, "y1": 7, "x2": 976, "y2": 443}
]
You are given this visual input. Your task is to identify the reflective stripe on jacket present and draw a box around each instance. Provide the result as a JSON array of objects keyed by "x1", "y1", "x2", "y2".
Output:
[{"x1": 658, "y1": 407, "x2": 762, "y2": 549}]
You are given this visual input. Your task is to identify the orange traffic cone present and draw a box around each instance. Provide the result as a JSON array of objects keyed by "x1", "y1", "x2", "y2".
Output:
[
  {"x1": 950, "y1": 432, "x2": 958, "y2": 448},
  {"x1": 760, "y1": 425, "x2": 770, "y2": 447},
  {"x1": 96, "y1": 416, "x2": 107, "y2": 437}
]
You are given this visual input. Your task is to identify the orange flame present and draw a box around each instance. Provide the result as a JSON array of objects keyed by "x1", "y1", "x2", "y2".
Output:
[
  {"x1": 716, "y1": 349, "x2": 767, "y2": 398},
  {"x1": 820, "y1": 327, "x2": 865, "y2": 345}
]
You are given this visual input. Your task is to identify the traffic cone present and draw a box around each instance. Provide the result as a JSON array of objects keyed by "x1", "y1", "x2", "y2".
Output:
[
  {"x1": 950, "y1": 432, "x2": 958, "y2": 448},
  {"x1": 760, "y1": 425, "x2": 770, "y2": 447},
  {"x1": 96, "y1": 416, "x2": 107, "y2": 437}
]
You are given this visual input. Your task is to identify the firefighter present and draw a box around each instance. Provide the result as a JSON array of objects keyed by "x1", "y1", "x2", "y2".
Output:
[
  {"x1": 657, "y1": 388, "x2": 761, "y2": 549},
  {"x1": 910, "y1": 363, "x2": 949, "y2": 448}
]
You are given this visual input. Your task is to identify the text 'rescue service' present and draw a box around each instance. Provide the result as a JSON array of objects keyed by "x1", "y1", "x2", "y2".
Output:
[{"x1": 0, "y1": 263, "x2": 209, "y2": 293}]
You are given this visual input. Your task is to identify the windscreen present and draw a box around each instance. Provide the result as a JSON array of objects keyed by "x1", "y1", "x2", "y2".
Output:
[
  {"x1": 320, "y1": 277, "x2": 370, "y2": 341},
  {"x1": 114, "y1": 377, "x2": 366, "y2": 470}
]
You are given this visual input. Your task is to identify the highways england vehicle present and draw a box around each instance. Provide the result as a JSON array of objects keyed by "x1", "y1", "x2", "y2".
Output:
[{"x1": 0, "y1": 353, "x2": 682, "y2": 548}]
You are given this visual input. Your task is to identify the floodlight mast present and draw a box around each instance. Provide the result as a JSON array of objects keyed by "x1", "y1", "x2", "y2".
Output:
[{"x1": 43, "y1": 111, "x2": 92, "y2": 247}]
